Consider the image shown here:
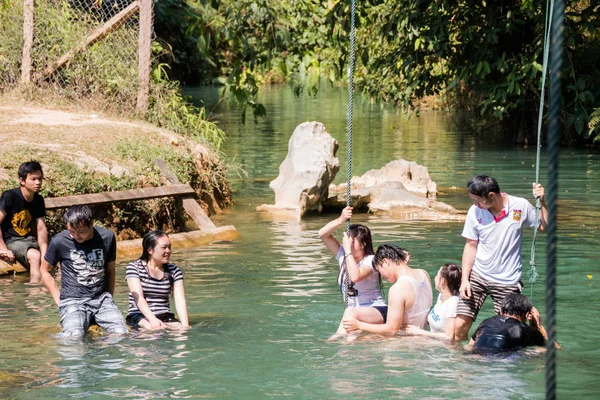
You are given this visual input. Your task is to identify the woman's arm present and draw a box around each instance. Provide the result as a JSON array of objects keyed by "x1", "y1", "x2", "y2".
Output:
[
  {"x1": 318, "y1": 207, "x2": 352, "y2": 255},
  {"x1": 342, "y1": 233, "x2": 374, "y2": 282},
  {"x1": 343, "y1": 282, "x2": 407, "y2": 335},
  {"x1": 173, "y1": 281, "x2": 189, "y2": 328},
  {"x1": 127, "y1": 277, "x2": 165, "y2": 329},
  {"x1": 405, "y1": 315, "x2": 457, "y2": 341}
]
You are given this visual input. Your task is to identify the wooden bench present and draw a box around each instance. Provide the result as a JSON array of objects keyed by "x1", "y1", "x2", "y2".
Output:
[{"x1": 1, "y1": 161, "x2": 238, "y2": 274}]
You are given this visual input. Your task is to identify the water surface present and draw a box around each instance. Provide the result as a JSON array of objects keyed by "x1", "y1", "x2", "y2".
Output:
[{"x1": 1, "y1": 83, "x2": 598, "y2": 399}]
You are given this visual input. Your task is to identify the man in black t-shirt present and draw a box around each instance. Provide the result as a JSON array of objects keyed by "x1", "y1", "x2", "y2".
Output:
[
  {"x1": 469, "y1": 293, "x2": 547, "y2": 353},
  {"x1": 0, "y1": 161, "x2": 48, "y2": 282},
  {"x1": 41, "y1": 205, "x2": 128, "y2": 337}
]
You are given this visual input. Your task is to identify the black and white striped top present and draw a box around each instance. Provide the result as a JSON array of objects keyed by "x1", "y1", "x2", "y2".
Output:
[{"x1": 126, "y1": 259, "x2": 184, "y2": 318}]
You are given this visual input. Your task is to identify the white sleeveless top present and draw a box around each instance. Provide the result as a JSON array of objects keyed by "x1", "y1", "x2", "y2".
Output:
[{"x1": 398, "y1": 269, "x2": 433, "y2": 329}]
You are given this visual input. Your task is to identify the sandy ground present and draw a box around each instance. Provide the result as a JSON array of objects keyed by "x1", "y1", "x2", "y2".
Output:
[{"x1": 0, "y1": 103, "x2": 183, "y2": 178}]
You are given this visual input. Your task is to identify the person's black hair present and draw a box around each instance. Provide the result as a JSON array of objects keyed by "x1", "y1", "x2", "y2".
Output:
[
  {"x1": 373, "y1": 243, "x2": 408, "y2": 270},
  {"x1": 441, "y1": 263, "x2": 462, "y2": 296},
  {"x1": 63, "y1": 205, "x2": 93, "y2": 228},
  {"x1": 139, "y1": 230, "x2": 169, "y2": 261},
  {"x1": 500, "y1": 293, "x2": 533, "y2": 320},
  {"x1": 18, "y1": 160, "x2": 43, "y2": 181},
  {"x1": 348, "y1": 224, "x2": 374, "y2": 256},
  {"x1": 467, "y1": 175, "x2": 500, "y2": 197}
]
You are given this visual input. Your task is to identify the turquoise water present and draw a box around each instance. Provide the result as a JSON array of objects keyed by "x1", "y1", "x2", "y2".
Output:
[{"x1": 1, "y1": 83, "x2": 599, "y2": 399}]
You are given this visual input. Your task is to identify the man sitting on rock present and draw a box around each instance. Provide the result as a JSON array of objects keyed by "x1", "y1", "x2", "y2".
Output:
[
  {"x1": 0, "y1": 161, "x2": 48, "y2": 283},
  {"x1": 40, "y1": 205, "x2": 128, "y2": 338}
]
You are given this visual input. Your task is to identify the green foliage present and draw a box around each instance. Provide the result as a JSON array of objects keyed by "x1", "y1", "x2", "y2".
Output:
[
  {"x1": 147, "y1": 60, "x2": 227, "y2": 149},
  {"x1": 0, "y1": 0, "x2": 23, "y2": 89},
  {"x1": 589, "y1": 107, "x2": 600, "y2": 141},
  {"x1": 155, "y1": 0, "x2": 600, "y2": 144},
  {"x1": 153, "y1": 0, "x2": 333, "y2": 121}
]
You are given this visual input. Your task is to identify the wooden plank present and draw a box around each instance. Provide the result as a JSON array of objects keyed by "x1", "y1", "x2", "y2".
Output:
[
  {"x1": 38, "y1": 1, "x2": 140, "y2": 79},
  {"x1": 181, "y1": 196, "x2": 216, "y2": 229},
  {"x1": 153, "y1": 159, "x2": 179, "y2": 184},
  {"x1": 153, "y1": 159, "x2": 217, "y2": 230},
  {"x1": 45, "y1": 183, "x2": 195, "y2": 209},
  {"x1": 116, "y1": 225, "x2": 239, "y2": 257}
]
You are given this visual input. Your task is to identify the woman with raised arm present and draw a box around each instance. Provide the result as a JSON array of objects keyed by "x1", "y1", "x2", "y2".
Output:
[
  {"x1": 342, "y1": 244, "x2": 433, "y2": 336},
  {"x1": 126, "y1": 230, "x2": 189, "y2": 330},
  {"x1": 405, "y1": 263, "x2": 461, "y2": 340},
  {"x1": 319, "y1": 206, "x2": 386, "y2": 338}
]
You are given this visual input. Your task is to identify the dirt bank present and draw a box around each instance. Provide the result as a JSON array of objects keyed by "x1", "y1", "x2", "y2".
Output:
[{"x1": 0, "y1": 100, "x2": 232, "y2": 239}]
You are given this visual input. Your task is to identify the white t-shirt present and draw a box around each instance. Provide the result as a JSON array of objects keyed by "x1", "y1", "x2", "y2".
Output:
[
  {"x1": 336, "y1": 246, "x2": 386, "y2": 307},
  {"x1": 427, "y1": 294, "x2": 459, "y2": 333},
  {"x1": 462, "y1": 194, "x2": 537, "y2": 284}
]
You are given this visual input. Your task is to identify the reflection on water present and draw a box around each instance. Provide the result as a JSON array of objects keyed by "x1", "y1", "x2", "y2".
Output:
[{"x1": 0, "y1": 84, "x2": 599, "y2": 399}]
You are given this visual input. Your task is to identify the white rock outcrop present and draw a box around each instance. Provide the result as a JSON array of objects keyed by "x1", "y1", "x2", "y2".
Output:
[{"x1": 257, "y1": 122, "x2": 340, "y2": 220}]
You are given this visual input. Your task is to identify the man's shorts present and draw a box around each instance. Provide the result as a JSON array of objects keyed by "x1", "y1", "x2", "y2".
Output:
[
  {"x1": 456, "y1": 270, "x2": 523, "y2": 321},
  {"x1": 59, "y1": 292, "x2": 128, "y2": 337},
  {"x1": 6, "y1": 236, "x2": 40, "y2": 269}
]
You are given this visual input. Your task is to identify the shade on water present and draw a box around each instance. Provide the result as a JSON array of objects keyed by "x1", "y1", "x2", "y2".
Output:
[{"x1": 0, "y1": 83, "x2": 599, "y2": 399}]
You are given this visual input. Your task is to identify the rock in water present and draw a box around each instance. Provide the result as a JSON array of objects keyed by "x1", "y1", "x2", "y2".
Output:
[{"x1": 257, "y1": 122, "x2": 340, "y2": 220}]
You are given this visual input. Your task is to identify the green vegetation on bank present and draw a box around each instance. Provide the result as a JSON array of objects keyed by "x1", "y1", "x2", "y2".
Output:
[
  {"x1": 0, "y1": 0, "x2": 232, "y2": 237},
  {"x1": 0, "y1": 132, "x2": 231, "y2": 239},
  {"x1": 154, "y1": 0, "x2": 600, "y2": 144}
]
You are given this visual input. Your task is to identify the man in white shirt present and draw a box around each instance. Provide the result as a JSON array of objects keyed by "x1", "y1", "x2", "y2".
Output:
[{"x1": 454, "y1": 175, "x2": 547, "y2": 340}]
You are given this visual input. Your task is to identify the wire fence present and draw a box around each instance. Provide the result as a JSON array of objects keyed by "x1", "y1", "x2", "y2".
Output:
[{"x1": 0, "y1": 0, "x2": 152, "y2": 113}]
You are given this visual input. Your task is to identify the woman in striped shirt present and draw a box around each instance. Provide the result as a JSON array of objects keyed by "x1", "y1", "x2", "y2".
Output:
[{"x1": 126, "y1": 230, "x2": 189, "y2": 330}]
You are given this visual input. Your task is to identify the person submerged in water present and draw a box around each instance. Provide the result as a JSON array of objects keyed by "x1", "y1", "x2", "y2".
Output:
[
  {"x1": 468, "y1": 293, "x2": 547, "y2": 354},
  {"x1": 319, "y1": 206, "x2": 386, "y2": 339},
  {"x1": 406, "y1": 263, "x2": 462, "y2": 340},
  {"x1": 342, "y1": 243, "x2": 432, "y2": 336}
]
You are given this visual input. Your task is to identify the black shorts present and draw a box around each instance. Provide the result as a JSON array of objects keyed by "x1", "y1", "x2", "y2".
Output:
[
  {"x1": 126, "y1": 312, "x2": 178, "y2": 327},
  {"x1": 373, "y1": 306, "x2": 388, "y2": 323}
]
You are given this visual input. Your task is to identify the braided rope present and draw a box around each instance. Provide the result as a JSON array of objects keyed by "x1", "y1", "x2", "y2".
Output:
[
  {"x1": 545, "y1": 0, "x2": 564, "y2": 397},
  {"x1": 343, "y1": 0, "x2": 357, "y2": 309},
  {"x1": 529, "y1": 0, "x2": 555, "y2": 300}
]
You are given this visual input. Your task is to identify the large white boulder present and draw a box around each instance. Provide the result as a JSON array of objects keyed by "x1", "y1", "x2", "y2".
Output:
[
  {"x1": 257, "y1": 122, "x2": 340, "y2": 219},
  {"x1": 327, "y1": 160, "x2": 463, "y2": 221}
]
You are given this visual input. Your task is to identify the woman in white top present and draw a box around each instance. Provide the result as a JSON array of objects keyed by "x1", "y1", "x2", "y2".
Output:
[
  {"x1": 319, "y1": 207, "x2": 386, "y2": 338},
  {"x1": 406, "y1": 263, "x2": 461, "y2": 340},
  {"x1": 343, "y1": 244, "x2": 433, "y2": 335}
]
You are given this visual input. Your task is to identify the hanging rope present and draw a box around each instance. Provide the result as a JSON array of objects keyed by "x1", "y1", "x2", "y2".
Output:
[
  {"x1": 342, "y1": 0, "x2": 357, "y2": 309},
  {"x1": 545, "y1": 0, "x2": 563, "y2": 396},
  {"x1": 529, "y1": 0, "x2": 555, "y2": 300}
]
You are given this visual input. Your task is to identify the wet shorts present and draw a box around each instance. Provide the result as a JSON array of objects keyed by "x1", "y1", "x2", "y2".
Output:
[
  {"x1": 456, "y1": 270, "x2": 523, "y2": 321},
  {"x1": 373, "y1": 306, "x2": 388, "y2": 323},
  {"x1": 126, "y1": 312, "x2": 178, "y2": 327},
  {"x1": 6, "y1": 236, "x2": 40, "y2": 269},
  {"x1": 59, "y1": 292, "x2": 128, "y2": 337}
]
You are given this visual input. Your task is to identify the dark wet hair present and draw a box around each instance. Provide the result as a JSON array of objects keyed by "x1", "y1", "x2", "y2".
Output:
[
  {"x1": 441, "y1": 263, "x2": 461, "y2": 296},
  {"x1": 64, "y1": 205, "x2": 93, "y2": 228},
  {"x1": 373, "y1": 244, "x2": 408, "y2": 270},
  {"x1": 139, "y1": 230, "x2": 169, "y2": 261},
  {"x1": 467, "y1": 175, "x2": 500, "y2": 197},
  {"x1": 18, "y1": 160, "x2": 43, "y2": 181},
  {"x1": 501, "y1": 293, "x2": 533, "y2": 320},
  {"x1": 348, "y1": 224, "x2": 374, "y2": 256}
]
